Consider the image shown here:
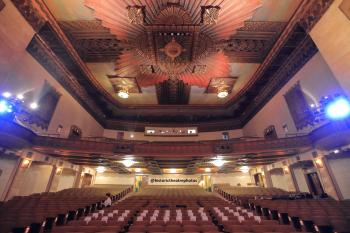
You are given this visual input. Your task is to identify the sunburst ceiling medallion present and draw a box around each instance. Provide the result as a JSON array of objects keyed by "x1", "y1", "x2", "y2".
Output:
[{"x1": 85, "y1": 0, "x2": 262, "y2": 90}]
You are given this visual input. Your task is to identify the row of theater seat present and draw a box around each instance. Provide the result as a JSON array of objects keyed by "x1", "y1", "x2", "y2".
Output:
[
  {"x1": 216, "y1": 184, "x2": 350, "y2": 233},
  {"x1": 51, "y1": 185, "x2": 303, "y2": 233},
  {"x1": 0, "y1": 185, "x2": 133, "y2": 233}
]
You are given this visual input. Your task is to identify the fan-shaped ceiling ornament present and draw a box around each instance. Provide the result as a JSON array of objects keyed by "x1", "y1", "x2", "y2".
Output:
[{"x1": 85, "y1": 0, "x2": 261, "y2": 89}]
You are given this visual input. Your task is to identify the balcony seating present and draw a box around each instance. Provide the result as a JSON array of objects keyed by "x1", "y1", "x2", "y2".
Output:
[{"x1": 0, "y1": 185, "x2": 132, "y2": 233}]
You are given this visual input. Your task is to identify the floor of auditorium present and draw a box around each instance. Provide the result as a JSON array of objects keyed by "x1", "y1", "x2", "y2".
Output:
[{"x1": 2, "y1": 185, "x2": 349, "y2": 233}]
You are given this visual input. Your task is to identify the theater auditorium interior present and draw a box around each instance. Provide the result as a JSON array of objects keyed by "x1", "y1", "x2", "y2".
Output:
[{"x1": 1, "y1": 0, "x2": 350, "y2": 233}]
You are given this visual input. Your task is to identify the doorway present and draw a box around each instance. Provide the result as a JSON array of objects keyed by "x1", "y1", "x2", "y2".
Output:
[
  {"x1": 254, "y1": 173, "x2": 265, "y2": 187},
  {"x1": 81, "y1": 173, "x2": 93, "y2": 187},
  {"x1": 306, "y1": 172, "x2": 325, "y2": 195}
]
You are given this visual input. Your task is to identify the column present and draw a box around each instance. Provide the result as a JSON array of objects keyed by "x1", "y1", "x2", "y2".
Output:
[
  {"x1": 262, "y1": 166, "x2": 273, "y2": 188},
  {"x1": 73, "y1": 166, "x2": 83, "y2": 188},
  {"x1": 1, "y1": 156, "x2": 22, "y2": 201},
  {"x1": 45, "y1": 165, "x2": 57, "y2": 192}
]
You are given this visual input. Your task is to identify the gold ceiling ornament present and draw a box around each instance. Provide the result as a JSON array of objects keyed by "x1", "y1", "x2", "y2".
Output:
[
  {"x1": 201, "y1": 6, "x2": 221, "y2": 25},
  {"x1": 159, "y1": 38, "x2": 186, "y2": 61},
  {"x1": 127, "y1": 6, "x2": 145, "y2": 25}
]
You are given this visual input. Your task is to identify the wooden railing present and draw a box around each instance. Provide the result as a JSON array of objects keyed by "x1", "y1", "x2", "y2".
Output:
[{"x1": 3, "y1": 118, "x2": 350, "y2": 156}]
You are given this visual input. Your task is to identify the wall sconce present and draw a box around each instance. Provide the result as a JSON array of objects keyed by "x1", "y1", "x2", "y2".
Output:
[
  {"x1": 20, "y1": 159, "x2": 32, "y2": 169},
  {"x1": 283, "y1": 166, "x2": 290, "y2": 174},
  {"x1": 314, "y1": 158, "x2": 324, "y2": 168},
  {"x1": 56, "y1": 167, "x2": 63, "y2": 175}
]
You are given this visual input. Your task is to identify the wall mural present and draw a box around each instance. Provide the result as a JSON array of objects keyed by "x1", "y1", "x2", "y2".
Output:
[{"x1": 284, "y1": 82, "x2": 314, "y2": 130}]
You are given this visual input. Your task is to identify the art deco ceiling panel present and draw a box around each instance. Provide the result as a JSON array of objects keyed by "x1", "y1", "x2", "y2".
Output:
[{"x1": 20, "y1": 0, "x2": 330, "y2": 130}]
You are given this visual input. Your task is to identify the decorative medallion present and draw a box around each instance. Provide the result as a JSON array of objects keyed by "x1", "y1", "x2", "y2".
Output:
[{"x1": 159, "y1": 38, "x2": 186, "y2": 61}]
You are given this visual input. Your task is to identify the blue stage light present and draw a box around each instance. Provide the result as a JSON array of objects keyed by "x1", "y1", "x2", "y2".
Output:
[
  {"x1": 0, "y1": 100, "x2": 8, "y2": 113},
  {"x1": 325, "y1": 97, "x2": 350, "y2": 120}
]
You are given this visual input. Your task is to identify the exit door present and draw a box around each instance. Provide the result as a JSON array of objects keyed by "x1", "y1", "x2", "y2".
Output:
[{"x1": 306, "y1": 172, "x2": 324, "y2": 195}]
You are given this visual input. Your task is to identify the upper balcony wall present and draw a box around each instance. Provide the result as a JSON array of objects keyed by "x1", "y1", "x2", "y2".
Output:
[{"x1": 0, "y1": 0, "x2": 104, "y2": 138}]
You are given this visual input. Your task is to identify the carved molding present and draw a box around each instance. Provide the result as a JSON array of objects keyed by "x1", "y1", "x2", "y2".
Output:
[
  {"x1": 26, "y1": 35, "x2": 105, "y2": 121},
  {"x1": 11, "y1": 0, "x2": 46, "y2": 31},
  {"x1": 10, "y1": 0, "x2": 335, "y2": 131}
]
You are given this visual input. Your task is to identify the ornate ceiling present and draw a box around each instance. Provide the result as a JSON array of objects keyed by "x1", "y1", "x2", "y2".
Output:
[{"x1": 13, "y1": 0, "x2": 332, "y2": 131}]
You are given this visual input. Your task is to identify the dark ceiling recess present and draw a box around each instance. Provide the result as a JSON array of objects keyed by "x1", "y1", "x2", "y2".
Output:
[{"x1": 156, "y1": 79, "x2": 191, "y2": 105}]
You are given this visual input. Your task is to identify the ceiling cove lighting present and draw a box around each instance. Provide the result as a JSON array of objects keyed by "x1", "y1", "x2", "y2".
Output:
[
  {"x1": 118, "y1": 90, "x2": 129, "y2": 99},
  {"x1": 211, "y1": 159, "x2": 226, "y2": 167},
  {"x1": 240, "y1": 166, "x2": 250, "y2": 173},
  {"x1": 121, "y1": 159, "x2": 137, "y2": 168},
  {"x1": 96, "y1": 166, "x2": 106, "y2": 173},
  {"x1": 217, "y1": 90, "x2": 228, "y2": 98},
  {"x1": 325, "y1": 97, "x2": 350, "y2": 120}
]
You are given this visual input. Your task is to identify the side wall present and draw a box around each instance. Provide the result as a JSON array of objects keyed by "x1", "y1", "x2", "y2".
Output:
[
  {"x1": 0, "y1": 0, "x2": 103, "y2": 138},
  {"x1": 243, "y1": 52, "x2": 342, "y2": 138}
]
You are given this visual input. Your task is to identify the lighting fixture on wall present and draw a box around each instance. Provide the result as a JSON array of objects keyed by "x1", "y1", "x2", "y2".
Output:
[
  {"x1": 96, "y1": 166, "x2": 106, "y2": 173},
  {"x1": 314, "y1": 158, "x2": 324, "y2": 168},
  {"x1": 283, "y1": 166, "x2": 290, "y2": 174},
  {"x1": 0, "y1": 100, "x2": 13, "y2": 114},
  {"x1": 2, "y1": 92, "x2": 12, "y2": 98},
  {"x1": 217, "y1": 90, "x2": 228, "y2": 98},
  {"x1": 121, "y1": 159, "x2": 137, "y2": 168},
  {"x1": 16, "y1": 94, "x2": 24, "y2": 100},
  {"x1": 118, "y1": 90, "x2": 129, "y2": 99},
  {"x1": 29, "y1": 102, "x2": 38, "y2": 110},
  {"x1": 240, "y1": 166, "x2": 250, "y2": 173},
  {"x1": 20, "y1": 159, "x2": 31, "y2": 169},
  {"x1": 56, "y1": 167, "x2": 63, "y2": 175}
]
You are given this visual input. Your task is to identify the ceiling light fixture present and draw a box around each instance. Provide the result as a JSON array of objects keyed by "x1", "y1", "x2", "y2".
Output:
[
  {"x1": 211, "y1": 159, "x2": 226, "y2": 167},
  {"x1": 217, "y1": 90, "x2": 228, "y2": 98},
  {"x1": 169, "y1": 168, "x2": 177, "y2": 174},
  {"x1": 96, "y1": 166, "x2": 106, "y2": 173},
  {"x1": 134, "y1": 168, "x2": 142, "y2": 173},
  {"x1": 240, "y1": 166, "x2": 250, "y2": 173},
  {"x1": 121, "y1": 159, "x2": 137, "y2": 168},
  {"x1": 118, "y1": 90, "x2": 129, "y2": 99},
  {"x1": 204, "y1": 168, "x2": 211, "y2": 173}
]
